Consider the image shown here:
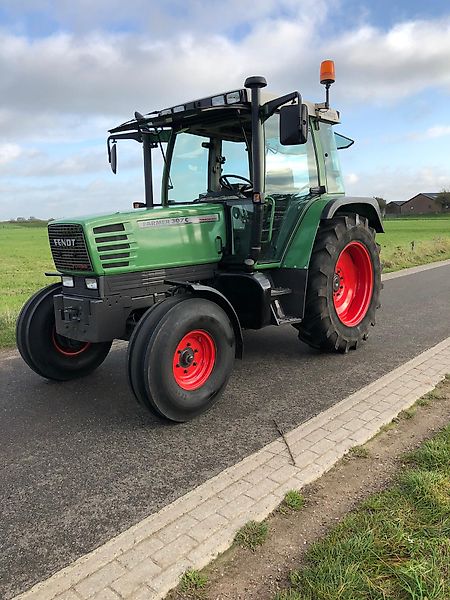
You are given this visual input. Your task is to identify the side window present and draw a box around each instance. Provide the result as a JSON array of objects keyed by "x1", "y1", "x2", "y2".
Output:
[
  {"x1": 221, "y1": 140, "x2": 249, "y2": 179},
  {"x1": 264, "y1": 113, "x2": 318, "y2": 195},
  {"x1": 168, "y1": 133, "x2": 209, "y2": 203},
  {"x1": 317, "y1": 123, "x2": 345, "y2": 194}
]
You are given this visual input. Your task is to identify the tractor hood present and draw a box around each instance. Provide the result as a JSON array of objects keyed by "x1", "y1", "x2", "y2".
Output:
[{"x1": 48, "y1": 204, "x2": 226, "y2": 276}]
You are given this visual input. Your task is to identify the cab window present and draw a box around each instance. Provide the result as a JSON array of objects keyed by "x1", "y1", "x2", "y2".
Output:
[
  {"x1": 168, "y1": 132, "x2": 209, "y2": 203},
  {"x1": 317, "y1": 122, "x2": 345, "y2": 194},
  {"x1": 264, "y1": 113, "x2": 318, "y2": 195}
]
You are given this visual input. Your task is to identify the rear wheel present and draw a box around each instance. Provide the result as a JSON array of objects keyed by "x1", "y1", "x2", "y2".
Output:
[
  {"x1": 296, "y1": 214, "x2": 381, "y2": 352},
  {"x1": 128, "y1": 297, "x2": 235, "y2": 422},
  {"x1": 16, "y1": 284, "x2": 112, "y2": 380}
]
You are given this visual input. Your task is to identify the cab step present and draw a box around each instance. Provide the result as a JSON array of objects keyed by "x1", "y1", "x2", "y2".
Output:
[
  {"x1": 270, "y1": 297, "x2": 302, "y2": 326},
  {"x1": 270, "y1": 287, "x2": 292, "y2": 298}
]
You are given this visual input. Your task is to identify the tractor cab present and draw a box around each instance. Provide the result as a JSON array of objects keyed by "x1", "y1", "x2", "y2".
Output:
[{"x1": 107, "y1": 73, "x2": 349, "y2": 270}]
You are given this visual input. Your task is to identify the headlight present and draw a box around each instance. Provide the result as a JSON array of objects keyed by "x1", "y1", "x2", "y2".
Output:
[
  {"x1": 62, "y1": 276, "x2": 74, "y2": 287},
  {"x1": 85, "y1": 278, "x2": 98, "y2": 290}
]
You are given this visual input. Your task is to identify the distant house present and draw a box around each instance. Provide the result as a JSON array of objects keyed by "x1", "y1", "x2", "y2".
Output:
[
  {"x1": 385, "y1": 201, "x2": 405, "y2": 215},
  {"x1": 399, "y1": 193, "x2": 449, "y2": 215}
]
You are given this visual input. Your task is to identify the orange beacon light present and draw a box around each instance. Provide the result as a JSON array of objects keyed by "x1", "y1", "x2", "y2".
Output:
[
  {"x1": 320, "y1": 60, "x2": 335, "y2": 85},
  {"x1": 320, "y1": 60, "x2": 335, "y2": 108}
]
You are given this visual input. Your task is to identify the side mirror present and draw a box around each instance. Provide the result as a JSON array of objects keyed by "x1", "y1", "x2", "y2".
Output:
[
  {"x1": 279, "y1": 103, "x2": 308, "y2": 145},
  {"x1": 110, "y1": 143, "x2": 117, "y2": 174}
]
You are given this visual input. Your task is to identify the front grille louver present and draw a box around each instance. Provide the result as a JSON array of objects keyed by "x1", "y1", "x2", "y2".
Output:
[
  {"x1": 48, "y1": 224, "x2": 93, "y2": 271},
  {"x1": 95, "y1": 223, "x2": 131, "y2": 269}
]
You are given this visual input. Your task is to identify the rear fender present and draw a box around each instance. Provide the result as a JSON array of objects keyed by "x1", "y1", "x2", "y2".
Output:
[
  {"x1": 281, "y1": 195, "x2": 383, "y2": 271},
  {"x1": 322, "y1": 196, "x2": 384, "y2": 233}
]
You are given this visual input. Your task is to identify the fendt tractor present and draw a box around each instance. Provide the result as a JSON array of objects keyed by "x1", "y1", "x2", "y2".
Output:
[{"x1": 17, "y1": 61, "x2": 382, "y2": 422}]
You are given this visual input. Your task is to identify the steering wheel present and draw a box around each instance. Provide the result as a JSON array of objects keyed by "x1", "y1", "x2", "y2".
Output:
[{"x1": 219, "y1": 174, "x2": 253, "y2": 194}]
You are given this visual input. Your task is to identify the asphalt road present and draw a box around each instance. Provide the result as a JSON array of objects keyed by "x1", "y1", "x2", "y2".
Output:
[{"x1": 1, "y1": 264, "x2": 450, "y2": 599}]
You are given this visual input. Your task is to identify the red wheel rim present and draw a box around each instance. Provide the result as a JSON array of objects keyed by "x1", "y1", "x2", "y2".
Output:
[
  {"x1": 52, "y1": 327, "x2": 91, "y2": 357},
  {"x1": 332, "y1": 241, "x2": 373, "y2": 327},
  {"x1": 172, "y1": 329, "x2": 216, "y2": 391}
]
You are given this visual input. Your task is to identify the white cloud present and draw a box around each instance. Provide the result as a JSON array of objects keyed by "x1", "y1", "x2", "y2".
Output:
[
  {"x1": 1, "y1": 12, "x2": 449, "y2": 137},
  {"x1": 424, "y1": 125, "x2": 450, "y2": 139},
  {"x1": 0, "y1": 143, "x2": 22, "y2": 165},
  {"x1": 345, "y1": 164, "x2": 450, "y2": 201}
]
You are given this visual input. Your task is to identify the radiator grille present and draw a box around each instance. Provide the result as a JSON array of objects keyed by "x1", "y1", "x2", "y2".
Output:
[{"x1": 48, "y1": 223, "x2": 93, "y2": 271}]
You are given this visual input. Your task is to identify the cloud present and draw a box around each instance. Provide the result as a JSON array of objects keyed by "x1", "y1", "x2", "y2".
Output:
[
  {"x1": 327, "y1": 19, "x2": 450, "y2": 103},
  {"x1": 345, "y1": 165, "x2": 450, "y2": 201},
  {"x1": 0, "y1": 143, "x2": 22, "y2": 165},
  {"x1": 424, "y1": 125, "x2": 450, "y2": 139},
  {"x1": 0, "y1": 11, "x2": 449, "y2": 146}
]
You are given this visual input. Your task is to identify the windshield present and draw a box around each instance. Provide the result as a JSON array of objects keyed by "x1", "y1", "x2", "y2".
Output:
[{"x1": 167, "y1": 132, "x2": 249, "y2": 204}]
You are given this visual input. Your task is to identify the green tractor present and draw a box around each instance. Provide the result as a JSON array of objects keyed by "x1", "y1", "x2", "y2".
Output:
[{"x1": 17, "y1": 60, "x2": 382, "y2": 422}]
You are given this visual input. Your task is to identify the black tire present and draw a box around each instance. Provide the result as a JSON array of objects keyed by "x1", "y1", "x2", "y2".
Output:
[
  {"x1": 296, "y1": 214, "x2": 381, "y2": 352},
  {"x1": 127, "y1": 295, "x2": 187, "y2": 413},
  {"x1": 16, "y1": 284, "x2": 112, "y2": 380},
  {"x1": 128, "y1": 297, "x2": 235, "y2": 422}
]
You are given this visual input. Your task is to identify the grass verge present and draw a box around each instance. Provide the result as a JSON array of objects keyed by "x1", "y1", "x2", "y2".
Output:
[
  {"x1": 234, "y1": 521, "x2": 268, "y2": 550},
  {"x1": 180, "y1": 569, "x2": 208, "y2": 596},
  {"x1": 276, "y1": 393, "x2": 450, "y2": 599}
]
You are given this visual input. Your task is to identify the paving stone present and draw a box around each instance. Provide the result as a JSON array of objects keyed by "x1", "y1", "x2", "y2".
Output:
[
  {"x1": 217, "y1": 479, "x2": 251, "y2": 502},
  {"x1": 269, "y1": 464, "x2": 299, "y2": 484},
  {"x1": 189, "y1": 513, "x2": 228, "y2": 543},
  {"x1": 292, "y1": 449, "x2": 319, "y2": 469},
  {"x1": 117, "y1": 537, "x2": 164, "y2": 570},
  {"x1": 304, "y1": 427, "x2": 328, "y2": 444},
  {"x1": 188, "y1": 495, "x2": 227, "y2": 521},
  {"x1": 90, "y1": 588, "x2": 121, "y2": 600},
  {"x1": 125, "y1": 585, "x2": 157, "y2": 600},
  {"x1": 309, "y1": 437, "x2": 336, "y2": 455},
  {"x1": 326, "y1": 427, "x2": 352, "y2": 443},
  {"x1": 147, "y1": 559, "x2": 190, "y2": 599},
  {"x1": 247, "y1": 493, "x2": 280, "y2": 522},
  {"x1": 218, "y1": 493, "x2": 255, "y2": 519},
  {"x1": 75, "y1": 562, "x2": 126, "y2": 599},
  {"x1": 186, "y1": 527, "x2": 235, "y2": 566},
  {"x1": 245, "y1": 476, "x2": 280, "y2": 500},
  {"x1": 152, "y1": 535, "x2": 197, "y2": 569},
  {"x1": 111, "y1": 558, "x2": 161, "y2": 598},
  {"x1": 156, "y1": 515, "x2": 198, "y2": 544},
  {"x1": 243, "y1": 465, "x2": 270, "y2": 485},
  {"x1": 54, "y1": 591, "x2": 83, "y2": 600}
]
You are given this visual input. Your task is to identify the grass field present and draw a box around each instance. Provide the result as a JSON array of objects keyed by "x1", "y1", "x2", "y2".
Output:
[
  {"x1": 381, "y1": 215, "x2": 450, "y2": 271},
  {"x1": 0, "y1": 215, "x2": 449, "y2": 348},
  {"x1": 0, "y1": 222, "x2": 53, "y2": 347}
]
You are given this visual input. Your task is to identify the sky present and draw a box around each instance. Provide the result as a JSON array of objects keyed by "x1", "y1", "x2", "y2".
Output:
[{"x1": 0, "y1": 0, "x2": 450, "y2": 220}]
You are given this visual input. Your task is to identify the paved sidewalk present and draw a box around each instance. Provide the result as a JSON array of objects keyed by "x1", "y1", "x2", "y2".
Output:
[{"x1": 14, "y1": 336, "x2": 450, "y2": 600}]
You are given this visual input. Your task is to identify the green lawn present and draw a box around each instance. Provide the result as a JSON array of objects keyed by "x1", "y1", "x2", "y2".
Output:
[
  {"x1": 0, "y1": 222, "x2": 53, "y2": 347},
  {"x1": 276, "y1": 379, "x2": 450, "y2": 600},
  {"x1": 381, "y1": 215, "x2": 450, "y2": 271},
  {"x1": 0, "y1": 215, "x2": 450, "y2": 348}
]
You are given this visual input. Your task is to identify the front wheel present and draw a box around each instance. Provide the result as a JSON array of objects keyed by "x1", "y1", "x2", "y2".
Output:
[
  {"x1": 296, "y1": 214, "x2": 381, "y2": 352},
  {"x1": 16, "y1": 284, "x2": 112, "y2": 380},
  {"x1": 127, "y1": 297, "x2": 235, "y2": 422}
]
